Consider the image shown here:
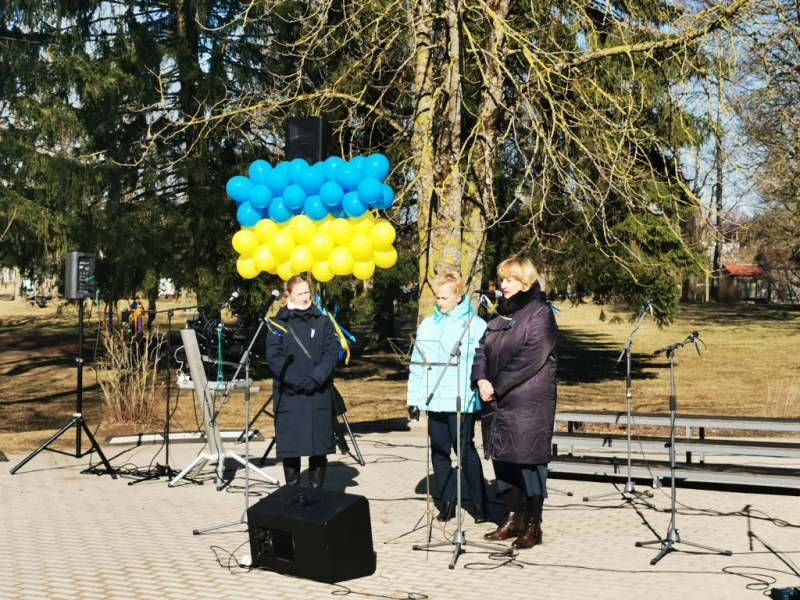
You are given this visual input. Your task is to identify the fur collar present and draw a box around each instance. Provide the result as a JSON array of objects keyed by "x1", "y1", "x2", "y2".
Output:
[{"x1": 497, "y1": 281, "x2": 545, "y2": 316}]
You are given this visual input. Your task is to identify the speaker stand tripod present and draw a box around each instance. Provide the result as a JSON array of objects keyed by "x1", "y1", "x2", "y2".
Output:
[
  {"x1": 635, "y1": 333, "x2": 731, "y2": 565},
  {"x1": 410, "y1": 301, "x2": 511, "y2": 568},
  {"x1": 584, "y1": 304, "x2": 653, "y2": 505},
  {"x1": 11, "y1": 300, "x2": 116, "y2": 478}
]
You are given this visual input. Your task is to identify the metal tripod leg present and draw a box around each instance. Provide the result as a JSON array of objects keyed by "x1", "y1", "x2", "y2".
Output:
[
  {"x1": 636, "y1": 528, "x2": 732, "y2": 566},
  {"x1": 338, "y1": 412, "x2": 365, "y2": 466},
  {"x1": 11, "y1": 413, "x2": 117, "y2": 479},
  {"x1": 218, "y1": 451, "x2": 279, "y2": 490},
  {"x1": 169, "y1": 453, "x2": 214, "y2": 486}
]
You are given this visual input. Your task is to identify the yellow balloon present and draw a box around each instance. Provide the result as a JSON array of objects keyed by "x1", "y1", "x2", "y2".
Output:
[
  {"x1": 232, "y1": 229, "x2": 259, "y2": 257},
  {"x1": 308, "y1": 231, "x2": 335, "y2": 261},
  {"x1": 348, "y1": 232, "x2": 374, "y2": 261},
  {"x1": 269, "y1": 230, "x2": 296, "y2": 261},
  {"x1": 236, "y1": 257, "x2": 260, "y2": 279},
  {"x1": 351, "y1": 212, "x2": 376, "y2": 235},
  {"x1": 317, "y1": 215, "x2": 335, "y2": 234},
  {"x1": 329, "y1": 218, "x2": 354, "y2": 247},
  {"x1": 373, "y1": 247, "x2": 398, "y2": 269},
  {"x1": 254, "y1": 219, "x2": 279, "y2": 244},
  {"x1": 369, "y1": 221, "x2": 396, "y2": 250},
  {"x1": 276, "y1": 260, "x2": 295, "y2": 281},
  {"x1": 289, "y1": 245, "x2": 314, "y2": 273},
  {"x1": 352, "y1": 260, "x2": 376, "y2": 281},
  {"x1": 312, "y1": 261, "x2": 334, "y2": 283},
  {"x1": 329, "y1": 246, "x2": 354, "y2": 276},
  {"x1": 288, "y1": 215, "x2": 316, "y2": 244},
  {"x1": 253, "y1": 244, "x2": 278, "y2": 273}
]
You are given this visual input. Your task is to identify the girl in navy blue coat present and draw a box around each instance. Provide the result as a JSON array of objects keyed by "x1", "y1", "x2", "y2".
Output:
[{"x1": 266, "y1": 276, "x2": 340, "y2": 488}]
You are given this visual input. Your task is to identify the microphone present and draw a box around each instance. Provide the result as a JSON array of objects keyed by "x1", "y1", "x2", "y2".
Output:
[
  {"x1": 221, "y1": 289, "x2": 240, "y2": 308},
  {"x1": 474, "y1": 289, "x2": 502, "y2": 298},
  {"x1": 259, "y1": 289, "x2": 282, "y2": 317}
]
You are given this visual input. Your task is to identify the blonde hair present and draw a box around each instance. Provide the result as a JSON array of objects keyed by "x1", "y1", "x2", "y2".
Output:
[
  {"x1": 497, "y1": 257, "x2": 538, "y2": 291},
  {"x1": 432, "y1": 271, "x2": 466, "y2": 297}
]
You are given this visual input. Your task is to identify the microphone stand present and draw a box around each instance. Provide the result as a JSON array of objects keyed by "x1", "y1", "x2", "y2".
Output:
[
  {"x1": 583, "y1": 303, "x2": 654, "y2": 504},
  {"x1": 636, "y1": 332, "x2": 731, "y2": 565},
  {"x1": 192, "y1": 308, "x2": 281, "y2": 536},
  {"x1": 129, "y1": 303, "x2": 207, "y2": 485},
  {"x1": 412, "y1": 295, "x2": 512, "y2": 569}
]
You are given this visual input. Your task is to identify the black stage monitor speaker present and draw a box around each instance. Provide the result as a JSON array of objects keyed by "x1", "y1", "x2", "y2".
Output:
[
  {"x1": 285, "y1": 116, "x2": 331, "y2": 165},
  {"x1": 247, "y1": 485, "x2": 376, "y2": 583},
  {"x1": 64, "y1": 252, "x2": 96, "y2": 300}
]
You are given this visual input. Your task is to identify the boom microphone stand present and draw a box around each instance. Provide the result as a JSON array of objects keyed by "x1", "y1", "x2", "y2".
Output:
[
  {"x1": 11, "y1": 300, "x2": 117, "y2": 478},
  {"x1": 193, "y1": 293, "x2": 282, "y2": 535},
  {"x1": 635, "y1": 332, "x2": 731, "y2": 565},
  {"x1": 584, "y1": 301, "x2": 654, "y2": 504},
  {"x1": 412, "y1": 294, "x2": 512, "y2": 569}
]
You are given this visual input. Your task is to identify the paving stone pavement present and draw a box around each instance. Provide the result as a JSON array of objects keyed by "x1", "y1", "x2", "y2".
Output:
[{"x1": 2, "y1": 429, "x2": 800, "y2": 600}]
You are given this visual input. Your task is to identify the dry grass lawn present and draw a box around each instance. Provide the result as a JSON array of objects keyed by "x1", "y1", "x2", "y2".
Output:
[{"x1": 1, "y1": 295, "x2": 798, "y2": 453}]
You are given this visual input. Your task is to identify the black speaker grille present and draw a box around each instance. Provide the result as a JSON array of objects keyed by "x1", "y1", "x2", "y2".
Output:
[{"x1": 285, "y1": 117, "x2": 331, "y2": 165}]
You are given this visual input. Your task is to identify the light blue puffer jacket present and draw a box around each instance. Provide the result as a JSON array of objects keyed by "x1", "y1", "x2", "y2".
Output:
[{"x1": 407, "y1": 295, "x2": 486, "y2": 413}]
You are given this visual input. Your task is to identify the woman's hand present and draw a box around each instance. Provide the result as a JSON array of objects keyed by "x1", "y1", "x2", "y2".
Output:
[{"x1": 477, "y1": 379, "x2": 496, "y2": 403}]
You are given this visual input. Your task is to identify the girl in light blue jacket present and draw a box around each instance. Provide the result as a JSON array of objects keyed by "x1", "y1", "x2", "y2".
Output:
[{"x1": 407, "y1": 272, "x2": 490, "y2": 523}]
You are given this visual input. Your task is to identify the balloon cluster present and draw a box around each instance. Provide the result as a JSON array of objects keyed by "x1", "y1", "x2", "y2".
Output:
[{"x1": 227, "y1": 154, "x2": 398, "y2": 281}]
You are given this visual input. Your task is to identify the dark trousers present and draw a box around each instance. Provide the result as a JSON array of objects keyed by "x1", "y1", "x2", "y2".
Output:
[{"x1": 428, "y1": 411, "x2": 488, "y2": 508}]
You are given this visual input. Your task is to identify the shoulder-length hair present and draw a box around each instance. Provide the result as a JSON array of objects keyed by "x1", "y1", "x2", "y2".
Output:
[{"x1": 497, "y1": 257, "x2": 538, "y2": 291}]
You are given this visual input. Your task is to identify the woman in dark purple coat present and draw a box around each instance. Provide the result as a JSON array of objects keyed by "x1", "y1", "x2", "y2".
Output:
[{"x1": 471, "y1": 257, "x2": 557, "y2": 549}]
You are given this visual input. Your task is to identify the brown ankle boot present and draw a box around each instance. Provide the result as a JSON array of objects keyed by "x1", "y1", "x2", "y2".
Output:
[
  {"x1": 483, "y1": 512, "x2": 525, "y2": 541},
  {"x1": 512, "y1": 519, "x2": 542, "y2": 549}
]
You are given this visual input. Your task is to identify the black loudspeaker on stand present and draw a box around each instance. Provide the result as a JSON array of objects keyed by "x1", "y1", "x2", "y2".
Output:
[
  {"x1": 11, "y1": 252, "x2": 116, "y2": 479},
  {"x1": 247, "y1": 485, "x2": 376, "y2": 583},
  {"x1": 285, "y1": 116, "x2": 331, "y2": 165}
]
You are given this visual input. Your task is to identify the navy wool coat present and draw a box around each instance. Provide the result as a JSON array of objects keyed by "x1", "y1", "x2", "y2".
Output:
[
  {"x1": 471, "y1": 283, "x2": 558, "y2": 465},
  {"x1": 266, "y1": 305, "x2": 340, "y2": 458}
]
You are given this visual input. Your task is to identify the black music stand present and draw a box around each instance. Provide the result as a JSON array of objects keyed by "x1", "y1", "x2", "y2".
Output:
[
  {"x1": 11, "y1": 300, "x2": 117, "y2": 478},
  {"x1": 128, "y1": 304, "x2": 206, "y2": 485},
  {"x1": 635, "y1": 332, "x2": 731, "y2": 565}
]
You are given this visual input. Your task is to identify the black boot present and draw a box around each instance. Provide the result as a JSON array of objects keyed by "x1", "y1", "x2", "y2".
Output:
[
  {"x1": 309, "y1": 455, "x2": 327, "y2": 489},
  {"x1": 282, "y1": 458, "x2": 301, "y2": 486},
  {"x1": 473, "y1": 504, "x2": 490, "y2": 524},
  {"x1": 436, "y1": 502, "x2": 454, "y2": 522}
]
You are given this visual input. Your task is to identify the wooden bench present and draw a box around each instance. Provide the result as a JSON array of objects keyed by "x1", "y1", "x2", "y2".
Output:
[{"x1": 550, "y1": 411, "x2": 800, "y2": 489}]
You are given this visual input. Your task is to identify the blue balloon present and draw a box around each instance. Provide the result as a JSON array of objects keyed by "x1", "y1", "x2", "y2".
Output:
[
  {"x1": 249, "y1": 184, "x2": 273, "y2": 209},
  {"x1": 303, "y1": 195, "x2": 328, "y2": 221},
  {"x1": 323, "y1": 156, "x2": 345, "y2": 182},
  {"x1": 350, "y1": 155, "x2": 366, "y2": 172},
  {"x1": 248, "y1": 160, "x2": 272, "y2": 186},
  {"x1": 357, "y1": 177, "x2": 383, "y2": 206},
  {"x1": 329, "y1": 206, "x2": 347, "y2": 219},
  {"x1": 283, "y1": 184, "x2": 307, "y2": 210},
  {"x1": 319, "y1": 181, "x2": 344, "y2": 207},
  {"x1": 274, "y1": 161, "x2": 290, "y2": 174},
  {"x1": 226, "y1": 176, "x2": 253, "y2": 204},
  {"x1": 336, "y1": 163, "x2": 363, "y2": 191},
  {"x1": 342, "y1": 191, "x2": 367, "y2": 218},
  {"x1": 268, "y1": 197, "x2": 292, "y2": 223},
  {"x1": 374, "y1": 184, "x2": 395, "y2": 210},
  {"x1": 300, "y1": 162, "x2": 326, "y2": 195},
  {"x1": 237, "y1": 202, "x2": 261, "y2": 227},
  {"x1": 288, "y1": 158, "x2": 310, "y2": 185},
  {"x1": 265, "y1": 167, "x2": 290, "y2": 196},
  {"x1": 363, "y1": 153, "x2": 390, "y2": 181}
]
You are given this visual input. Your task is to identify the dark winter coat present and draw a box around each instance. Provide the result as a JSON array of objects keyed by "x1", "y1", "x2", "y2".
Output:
[
  {"x1": 266, "y1": 305, "x2": 340, "y2": 458},
  {"x1": 471, "y1": 283, "x2": 558, "y2": 465}
]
